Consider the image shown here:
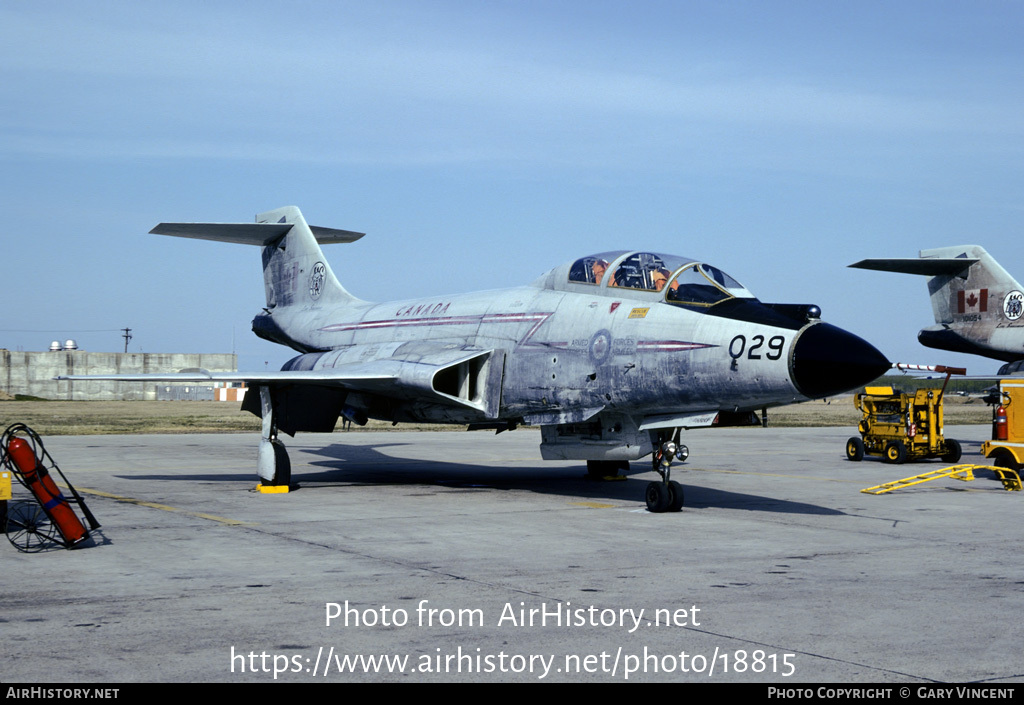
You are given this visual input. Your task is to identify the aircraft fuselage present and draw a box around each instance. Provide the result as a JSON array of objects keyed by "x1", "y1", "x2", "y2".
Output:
[
  {"x1": 256, "y1": 280, "x2": 863, "y2": 429},
  {"x1": 61, "y1": 207, "x2": 892, "y2": 509}
]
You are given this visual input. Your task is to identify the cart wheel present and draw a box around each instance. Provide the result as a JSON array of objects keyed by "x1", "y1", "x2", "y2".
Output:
[
  {"x1": 991, "y1": 449, "x2": 1019, "y2": 472},
  {"x1": 883, "y1": 440, "x2": 907, "y2": 464},
  {"x1": 6, "y1": 501, "x2": 59, "y2": 553},
  {"x1": 941, "y1": 439, "x2": 962, "y2": 464},
  {"x1": 846, "y1": 437, "x2": 865, "y2": 461}
]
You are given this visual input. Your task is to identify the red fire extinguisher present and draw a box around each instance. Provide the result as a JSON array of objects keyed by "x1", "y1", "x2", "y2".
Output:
[
  {"x1": 7, "y1": 437, "x2": 89, "y2": 546},
  {"x1": 994, "y1": 404, "x2": 1008, "y2": 441}
]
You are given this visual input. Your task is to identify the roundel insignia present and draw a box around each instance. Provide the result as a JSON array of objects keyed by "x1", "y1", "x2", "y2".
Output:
[
  {"x1": 1003, "y1": 290, "x2": 1024, "y2": 321},
  {"x1": 588, "y1": 329, "x2": 612, "y2": 365},
  {"x1": 309, "y1": 261, "x2": 326, "y2": 300}
]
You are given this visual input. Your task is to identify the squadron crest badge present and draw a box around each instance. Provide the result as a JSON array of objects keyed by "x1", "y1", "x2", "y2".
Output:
[
  {"x1": 1003, "y1": 290, "x2": 1023, "y2": 321},
  {"x1": 309, "y1": 261, "x2": 326, "y2": 300}
]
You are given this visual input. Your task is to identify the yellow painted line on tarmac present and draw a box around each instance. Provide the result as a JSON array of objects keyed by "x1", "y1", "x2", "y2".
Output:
[
  {"x1": 570, "y1": 501, "x2": 617, "y2": 509},
  {"x1": 66, "y1": 485, "x2": 253, "y2": 526}
]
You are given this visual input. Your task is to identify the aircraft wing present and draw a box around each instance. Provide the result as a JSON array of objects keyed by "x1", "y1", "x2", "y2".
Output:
[
  {"x1": 848, "y1": 257, "x2": 978, "y2": 276},
  {"x1": 56, "y1": 346, "x2": 505, "y2": 422},
  {"x1": 56, "y1": 367, "x2": 393, "y2": 387}
]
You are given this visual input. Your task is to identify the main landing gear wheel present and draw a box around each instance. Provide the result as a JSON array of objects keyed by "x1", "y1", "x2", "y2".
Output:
[
  {"x1": 257, "y1": 438, "x2": 292, "y2": 487},
  {"x1": 586, "y1": 460, "x2": 628, "y2": 481},
  {"x1": 256, "y1": 387, "x2": 292, "y2": 490},
  {"x1": 6, "y1": 501, "x2": 59, "y2": 553}
]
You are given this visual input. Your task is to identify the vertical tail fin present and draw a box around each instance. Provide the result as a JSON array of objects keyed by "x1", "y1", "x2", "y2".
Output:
[
  {"x1": 255, "y1": 206, "x2": 364, "y2": 310},
  {"x1": 917, "y1": 245, "x2": 1023, "y2": 326},
  {"x1": 151, "y1": 206, "x2": 365, "y2": 311},
  {"x1": 849, "y1": 245, "x2": 1024, "y2": 362}
]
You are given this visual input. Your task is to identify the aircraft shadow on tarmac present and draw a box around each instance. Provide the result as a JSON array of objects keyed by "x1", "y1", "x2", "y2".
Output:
[
  {"x1": 297, "y1": 442, "x2": 845, "y2": 516},
  {"x1": 111, "y1": 441, "x2": 845, "y2": 516}
]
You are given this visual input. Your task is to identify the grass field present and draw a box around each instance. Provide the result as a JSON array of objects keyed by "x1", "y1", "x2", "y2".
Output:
[
  {"x1": 766, "y1": 394, "x2": 990, "y2": 426},
  {"x1": 0, "y1": 395, "x2": 992, "y2": 436}
]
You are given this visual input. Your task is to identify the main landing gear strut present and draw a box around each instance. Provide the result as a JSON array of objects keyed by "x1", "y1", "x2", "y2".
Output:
[
  {"x1": 256, "y1": 387, "x2": 291, "y2": 492},
  {"x1": 646, "y1": 429, "x2": 689, "y2": 513}
]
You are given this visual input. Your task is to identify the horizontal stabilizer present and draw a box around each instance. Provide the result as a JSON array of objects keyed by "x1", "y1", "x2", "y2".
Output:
[
  {"x1": 150, "y1": 222, "x2": 365, "y2": 246},
  {"x1": 848, "y1": 257, "x2": 977, "y2": 276}
]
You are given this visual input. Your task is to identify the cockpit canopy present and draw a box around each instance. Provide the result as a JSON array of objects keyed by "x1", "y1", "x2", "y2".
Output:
[{"x1": 566, "y1": 251, "x2": 756, "y2": 309}]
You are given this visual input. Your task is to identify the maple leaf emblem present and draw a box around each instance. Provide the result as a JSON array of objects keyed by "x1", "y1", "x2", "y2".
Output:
[{"x1": 967, "y1": 292, "x2": 978, "y2": 308}]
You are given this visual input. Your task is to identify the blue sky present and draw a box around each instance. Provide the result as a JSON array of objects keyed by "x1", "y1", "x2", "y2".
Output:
[{"x1": 2, "y1": 1, "x2": 1023, "y2": 377}]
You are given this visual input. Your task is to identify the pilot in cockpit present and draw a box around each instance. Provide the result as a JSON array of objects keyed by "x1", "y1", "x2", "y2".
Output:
[
  {"x1": 570, "y1": 257, "x2": 610, "y2": 285},
  {"x1": 652, "y1": 267, "x2": 670, "y2": 292}
]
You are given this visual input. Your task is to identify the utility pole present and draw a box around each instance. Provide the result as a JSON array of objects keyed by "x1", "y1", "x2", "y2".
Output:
[{"x1": 122, "y1": 327, "x2": 132, "y2": 353}]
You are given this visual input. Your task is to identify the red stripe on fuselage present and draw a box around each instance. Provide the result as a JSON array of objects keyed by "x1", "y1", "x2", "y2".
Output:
[
  {"x1": 320, "y1": 314, "x2": 714, "y2": 352},
  {"x1": 320, "y1": 312, "x2": 554, "y2": 347}
]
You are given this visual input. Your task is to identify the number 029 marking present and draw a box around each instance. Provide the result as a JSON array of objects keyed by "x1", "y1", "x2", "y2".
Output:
[{"x1": 729, "y1": 335, "x2": 784, "y2": 360}]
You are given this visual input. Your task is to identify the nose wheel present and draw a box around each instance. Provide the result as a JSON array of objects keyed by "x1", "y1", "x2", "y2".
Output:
[
  {"x1": 646, "y1": 433, "x2": 688, "y2": 513},
  {"x1": 645, "y1": 479, "x2": 685, "y2": 513}
]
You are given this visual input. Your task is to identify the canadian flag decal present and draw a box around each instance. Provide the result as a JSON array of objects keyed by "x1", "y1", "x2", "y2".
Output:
[{"x1": 957, "y1": 288, "x2": 988, "y2": 313}]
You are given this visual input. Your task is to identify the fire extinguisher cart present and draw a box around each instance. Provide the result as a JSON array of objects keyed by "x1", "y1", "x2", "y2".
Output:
[
  {"x1": 1, "y1": 423, "x2": 100, "y2": 553},
  {"x1": 982, "y1": 379, "x2": 1024, "y2": 471}
]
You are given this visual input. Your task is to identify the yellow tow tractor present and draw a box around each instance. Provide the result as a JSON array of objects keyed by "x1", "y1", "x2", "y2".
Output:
[
  {"x1": 981, "y1": 378, "x2": 1024, "y2": 472},
  {"x1": 845, "y1": 364, "x2": 966, "y2": 465}
]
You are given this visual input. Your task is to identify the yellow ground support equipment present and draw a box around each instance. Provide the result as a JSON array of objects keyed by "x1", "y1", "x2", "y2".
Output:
[
  {"x1": 846, "y1": 365, "x2": 967, "y2": 465},
  {"x1": 980, "y1": 379, "x2": 1024, "y2": 473},
  {"x1": 861, "y1": 464, "x2": 1022, "y2": 494},
  {"x1": 0, "y1": 469, "x2": 10, "y2": 536}
]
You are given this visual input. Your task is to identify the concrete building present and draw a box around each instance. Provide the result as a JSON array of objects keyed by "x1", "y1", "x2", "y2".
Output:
[{"x1": 0, "y1": 349, "x2": 237, "y2": 401}]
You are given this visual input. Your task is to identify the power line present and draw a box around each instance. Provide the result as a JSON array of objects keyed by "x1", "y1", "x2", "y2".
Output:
[{"x1": 0, "y1": 328, "x2": 125, "y2": 333}]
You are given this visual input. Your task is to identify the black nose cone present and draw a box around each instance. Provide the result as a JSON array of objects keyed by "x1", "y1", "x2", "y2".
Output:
[{"x1": 791, "y1": 323, "x2": 890, "y2": 399}]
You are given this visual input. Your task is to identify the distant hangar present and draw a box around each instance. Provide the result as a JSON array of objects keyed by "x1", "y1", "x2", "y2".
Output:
[{"x1": 0, "y1": 346, "x2": 237, "y2": 401}]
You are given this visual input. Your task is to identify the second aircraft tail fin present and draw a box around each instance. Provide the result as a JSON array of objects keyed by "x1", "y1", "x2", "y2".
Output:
[
  {"x1": 914, "y1": 245, "x2": 1023, "y2": 327},
  {"x1": 850, "y1": 245, "x2": 1024, "y2": 362}
]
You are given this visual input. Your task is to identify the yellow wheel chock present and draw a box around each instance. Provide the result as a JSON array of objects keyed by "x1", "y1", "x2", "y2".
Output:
[{"x1": 861, "y1": 464, "x2": 1022, "y2": 495}]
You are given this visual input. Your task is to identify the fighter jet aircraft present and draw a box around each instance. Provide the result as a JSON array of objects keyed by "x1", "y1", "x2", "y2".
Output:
[
  {"x1": 59, "y1": 206, "x2": 889, "y2": 511},
  {"x1": 850, "y1": 245, "x2": 1024, "y2": 375}
]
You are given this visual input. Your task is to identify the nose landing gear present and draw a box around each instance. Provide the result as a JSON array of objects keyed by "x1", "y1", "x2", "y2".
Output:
[{"x1": 646, "y1": 432, "x2": 688, "y2": 513}]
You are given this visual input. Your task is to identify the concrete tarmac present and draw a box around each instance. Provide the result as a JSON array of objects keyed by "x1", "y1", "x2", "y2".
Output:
[{"x1": 2, "y1": 424, "x2": 1022, "y2": 684}]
